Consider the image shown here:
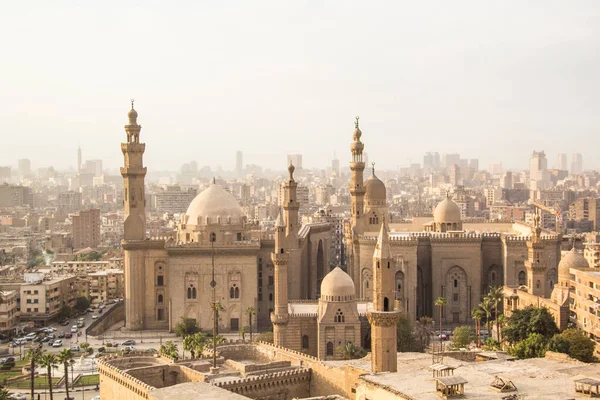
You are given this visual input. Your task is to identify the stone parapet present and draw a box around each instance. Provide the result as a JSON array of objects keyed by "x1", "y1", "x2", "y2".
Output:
[{"x1": 366, "y1": 310, "x2": 401, "y2": 327}]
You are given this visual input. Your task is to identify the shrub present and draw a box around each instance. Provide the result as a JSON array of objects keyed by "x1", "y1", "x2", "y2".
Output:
[
  {"x1": 450, "y1": 326, "x2": 474, "y2": 350},
  {"x1": 255, "y1": 331, "x2": 274, "y2": 344}
]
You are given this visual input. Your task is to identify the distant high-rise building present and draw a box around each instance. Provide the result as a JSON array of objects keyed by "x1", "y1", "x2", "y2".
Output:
[
  {"x1": 571, "y1": 153, "x2": 583, "y2": 175},
  {"x1": 153, "y1": 185, "x2": 197, "y2": 214},
  {"x1": 331, "y1": 156, "x2": 340, "y2": 176},
  {"x1": 442, "y1": 153, "x2": 460, "y2": 169},
  {"x1": 488, "y1": 163, "x2": 504, "y2": 175},
  {"x1": 77, "y1": 145, "x2": 82, "y2": 174},
  {"x1": 72, "y1": 208, "x2": 101, "y2": 249},
  {"x1": 423, "y1": 152, "x2": 434, "y2": 169},
  {"x1": 83, "y1": 159, "x2": 103, "y2": 177},
  {"x1": 432, "y1": 152, "x2": 440, "y2": 169},
  {"x1": 501, "y1": 171, "x2": 513, "y2": 189},
  {"x1": 555, "y1": 153, "x2": 567, "y2": 171},
  {"x1": 287, "y1": 154, "x2": 303, "y2": 169},
  {"x1": 0, "y1": 183, "x2": 33, "y2": 208},
  {"x1": 469, "y1": 159, "x2": 479, "y2": 171},
  {"x1": 529, "y1": 151, "x2": 551, "y2": 191},
  {"x1": 449, "y1": 164, "x2": 461, "y2": 186},
  {"x1": 235, "y1": 150, "x2": 243, "y2": 177},
  {"x1": 58, "y1": 191, "x2": 82, "y2": 214},
  {"x1": 17, "y1": 159, "x2": 31, "y2": 178},
  {"x1": 0, "y1": 167, "x2": 10, "y2": 182}
]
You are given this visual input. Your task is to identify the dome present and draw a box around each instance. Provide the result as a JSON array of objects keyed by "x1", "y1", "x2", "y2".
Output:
[
  {"x1": 128, "y1": 108, "x2": 138, "y2": 121},
  {"x1": 365, "y1": 174, "x2": 386, "y2": 202},
  {"x1": 433, "y1": 196, "x2": 462, "y2": 223},
  {"x1": 320, "y1": 267, "x2": 356, "y2": 299},
  {"x1": 558, "y1": 247, "x2": 589, "y2": 280},
  {"x1": 184, "y1": 183, "x2": 243, "y2": 225}
]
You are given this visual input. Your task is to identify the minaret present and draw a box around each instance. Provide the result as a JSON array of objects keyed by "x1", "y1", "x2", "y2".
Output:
[
  {"x1": 525, "y1": 210, "x2": 547, "y2": 297},
  {"x1": 271, "y1": 209, "x2": 289, "y2": 347},
  {"x1": 367, "y1": 220, "x2": 400, "y2": 373},
  {"x1": 349, "y1": 116, "x2": 366, "y2": 233},
  {"x1": 121, "y1": 100, "x2": 147, "y2": 240},
  {"x1": 77, "y1": 144, "x2": 82, "y2": 174},
  {"x1": 283, "y1": 163, "x2": 299, "y2": 244},
  {"x1": 120, "y1": 100, "x2": 148, "y2": 330}
]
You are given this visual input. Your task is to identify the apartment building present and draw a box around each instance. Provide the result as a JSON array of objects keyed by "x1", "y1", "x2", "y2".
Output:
[
  {"x1": 72, "y1": 208, "x2": 101, "y2": 249},
  {"x1": 0, "y1": 290, "x2": 19, "y2": 333},
  {"x1": 88, "y1": 269, "x2": 124, "y2": 305},
  {"x1": 19, "y1": 274, "x2": 77, "y2": 326},
  {"x1": 570, "y1": 268, "x2": 600, "y2": 357}
]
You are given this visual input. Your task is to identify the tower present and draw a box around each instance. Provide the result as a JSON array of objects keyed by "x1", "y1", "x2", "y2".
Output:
[
  {"x1": 77, "y1": 145, "x2": 82, "y2": 174},
  {"x1": 367, "y1": 220, "x2": 400, "y2": 373},
  {"x1": 524, "y1": 211, "x2": 548, "y2": 297},
  {"x1": 349, "y1": 117, "x2": 366, "y2": 233},
  {"x1": 120, "y1": 101, "x2": 148, "y2": 330},
  {"x1": 283, "y1": 163, "x2": 299, "y2": 243},
  {"x1": 271, "y1": 210, "x2": 289, "y2": 346}
]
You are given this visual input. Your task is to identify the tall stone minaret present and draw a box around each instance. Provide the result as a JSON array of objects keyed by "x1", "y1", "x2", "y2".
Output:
[
  {"x1": 271, "y1": 210, "x2": 289, "y2": 347},
  {"x1": 349, "y1": 116, "x2": 366, "y2": 233},
  {"x1": 525, "y1": 210, "x2": 548, "y2": 297},
  {"x1": 367, "y1": 220, "x2": 400, "y2": 373},
  {"x1": 283, "y1": 163, "x2": 299, "y2": 244},
  {"x1": 121, "y1": 101, "x2": 148, "y2": 330}
]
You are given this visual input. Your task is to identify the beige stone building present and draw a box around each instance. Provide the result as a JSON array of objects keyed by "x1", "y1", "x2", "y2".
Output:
[
  {"x1": 344, "y1": 119, "x2": 562, "y2": 330},
  {"x1": 120, "y1": 106, "x2": 331, "y2": 332},
  {"x1": 0, "y1": 290, "x2": 19, "y2": 333},
  {"x1": 19, "y1": 274, "x2": 78, "y2": 326},
  {"x1": 88, "y1": 269, "x2": 124, "y2": 305},
  {"x1": 570, "y1": 266, "x2": 600, "y2": 357}
]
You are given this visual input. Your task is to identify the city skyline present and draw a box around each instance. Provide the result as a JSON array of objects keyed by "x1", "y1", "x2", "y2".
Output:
[{"x1": 1, "y1": 2, "x2": 599, "y2": 171}]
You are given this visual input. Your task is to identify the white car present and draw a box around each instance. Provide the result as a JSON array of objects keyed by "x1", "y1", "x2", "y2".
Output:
[
  {"x1": 92, "y1": 315, "x2": 98, "y2": 319},
  {"x1": 90, "y1": 396, "x2": 100, "y2": 400},
  {"x1": 71, "y1": 326, "x2": 78, "y2": 333},
  {"x1": 9, "y1": 393, "x2": 27, "y2": 400},
  {"x1": 52, "y1": 340, "x2": 62, "y2": 347}
]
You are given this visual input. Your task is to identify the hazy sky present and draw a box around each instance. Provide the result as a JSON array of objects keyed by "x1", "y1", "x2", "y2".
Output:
[{"x1": 1, "y1": 1, "x2": 599, "y2": 173}]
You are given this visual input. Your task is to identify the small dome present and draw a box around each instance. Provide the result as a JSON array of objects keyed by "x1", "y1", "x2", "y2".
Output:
[
  {"x1": 365, "y1": 174, "x2": 386, "y2": 203},
  {"x1": 320, "y1": 267, "x2": 356, "y2": 299},
  {"x1": 433, "y1": 196, "x2": 462, "y2": 223},
  {"x1": 184, "y1": 183, "x2": 243, "y2": 225},
  {"x1": 558, "y1": 248, "x2": 589, "y2": 282},
  {"x1": 352, "y1": 116, "x2": 362, "y2": 141}
]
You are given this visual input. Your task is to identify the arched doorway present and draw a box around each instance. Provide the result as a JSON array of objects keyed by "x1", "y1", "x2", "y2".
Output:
[
  {"x1": 445, "y1": 266, "x2": 468, "y2": 324},
  {"x1": 395, "y1": 270, "x2": 405, "y2": 312},
  {"x1": 316, "y1": 240, "x2": 324, "y2": 296},
  {"x1": 362, "y1": 269, "x2": 372, "y2": 299}
]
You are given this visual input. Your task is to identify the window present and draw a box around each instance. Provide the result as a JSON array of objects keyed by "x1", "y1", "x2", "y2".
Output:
[
  {"x1": 269, "y1": 293, "x2": 273, "y2": 302},
  {"x1": 237, "y1": 232, "x2": 242, "y2": 241},
  {"x1": 302, "y1": 335, "x2": 309, "y2": 349},
  {"x1": 335, "y1": 309, "x2": 345, "y2": 323},
  {"x1": 326, "y1": 342, "x2": 334, "y2": 356},
  {"x1": 157, "y1": 275, "x2": 164, "y2": 286},
  {"x1": 157, "y1": 294, "x2": 163, "y2": 304},
  {"x1": 453, "y1": 293, "x2": 458, "y2": 302},
  {"x1": 157, "y1": 309, "x2": 164, "y2": 321},
  {"x1": 454, "y1": 279, "x2": 458, "y2": 288},
  {"x1": 187, "y1": 285, "x2": 197, "y2": 299},
  {"x1": 384, "y1": 297, "x2": 389, "y2": 311},
  {"x1": 230, "y1": 285, "x2": 240, "y2": 299},
  {"x1": 268, "y1": 276, "x2": 274, "y2": 286},
  {"x1": 518, "y1": 271, "x2": 526, "y2": 286}
]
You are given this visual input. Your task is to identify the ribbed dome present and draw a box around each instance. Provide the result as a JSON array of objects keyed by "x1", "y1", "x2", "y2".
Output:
[
  {"x1": 184, "y1": 183, "x2": 243, "y2": 225},
  {"x1": 434, "y1": 197, "x2": 462, "y2": 223},
  {"x1": 558, "y1": 248, "x2": 589, "y2": 283},
  {"x1": 365, "y1": 174, "x2": 386, "y2": 202},
  {"x1": 321, "y1": 267, "x2": 356, "y2": 299}
]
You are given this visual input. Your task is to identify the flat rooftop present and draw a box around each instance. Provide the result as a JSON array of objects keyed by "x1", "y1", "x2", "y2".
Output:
[{"x1": 357, "y1": 352, "x2": 600, "y2": 399}]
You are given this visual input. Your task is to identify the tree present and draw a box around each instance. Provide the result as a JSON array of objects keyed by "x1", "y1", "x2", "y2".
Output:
[
  {"x1": 509, "y1": 333, "x2": 548, "y2": 359},
  {"x1": 159, "y1": 341, "x2": 179, "y2": 360},
  {"x1": 256, "y1": 331, "x2": 274, "y2": 344},
  {"x1": 74, "y1": 296, "x2": 90, "y2": 311},
  {"x1": 336, "y1": 342, "x2": 365, "y2": 360},
  {"x1": 245, "y1": 307, "x2": 256, "y2": 341},
  {"x1": 239, "y1": 326, "x2": 247, "y2": 341},
  {"x1": 451, "y1": 326, "x2": 475, "y2": 350},
  {"x1": 59, "y1": 304, "x2": 72, "y2": 319},
  {"x1": 486, "y1": 286, "x2": 504, "y2": 342},
  {"x1": 174, "y1": 317, "x2": 200, "y2": 337},
  {"x1": 39, "y1": 353, "x2": 58, "y2": 400},
  {"x1": 0, "y1": 388, "x2": 10, "y2": 400},
  {"x1": 479, "y1": 298, "x2": 493, "y2": 337},
  {"x1": 503, "y1": 306, "x2": 559, "y2": 344},
  {"x1": 183, "y1": 332, "x2": 207, "y2": 359},
  {"x1": 25, "y1": 345, "x2": 43, "y2": 400},
  {"x1": 549, "y1": 328, "x2": 595, "y2": 362},
  {"x1": 397, "y1": 316, "x2": 418, "y2": 352},
  {"x1": 471, "y1": 308, "x2": 484, "y2": 347},
  {"x1": 57, "y1": 349, "x2": 74, "y2": 400},
  {"x1": 79, "y1": 342, "x2": 90, "y2": 354},
  {"x1": 415, "y1": 317, "x2": 433, "y2": 351},
  {"x1": 434, "y1": 297, "x2": 447, "y2": 338}
]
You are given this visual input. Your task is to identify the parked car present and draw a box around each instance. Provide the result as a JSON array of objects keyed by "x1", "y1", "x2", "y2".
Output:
[
  {"x1": 52, "y1": 340, "x2": 63, "y2": 348},
  {"x1": 70, "y1": 345, "x2": 80, "y2": 352},
  {"x1": 71, "y1": 326, "x2": 78, "y2": 333},
  {"x1": 9, "y1": 393, "x2": 27, "y2": 400},
  {"x1": 0, "y1": 357, "x2": 15, "y2": 364},
  {"x1": 61, "y1": 320, "x2": 70, "y2": 326},
  {"x1": 123, "y1": 346, "x2": 136, "y2": 352},
  {"x1": 121, "y1": 339, "x2": 136, "y2": 346},
  {"x1": 25, "y1": 333, "x2": 36, "y2": 341},
  {"x1": 91, "y1": 396, "x2": 100, "y2": 400},
  {"x1": 57, "y1": 332, "x2": 65, "y2": 338},
  {"x1": 65, "y1": 332, "x2": 73, "y2": 339},
  {"x1": 40, "y1": 337, "x2": 50, "y2": 343},
  {"x1": 92, "y1": 315, "x2": 98, "y2": 319}
]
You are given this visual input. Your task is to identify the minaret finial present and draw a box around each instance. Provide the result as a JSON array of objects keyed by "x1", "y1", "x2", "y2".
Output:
[
  {"x1": 288, "y1": 162, "x2": 295, "y2": 181},
  {"x1": 131, "y1": 98, "x2": 135, "y2": 109},
  {"x1": 355, "y1": 116, "x2": 360, "y2": 128},
  {"x1": 372, "y1": 162, "x2": 375, "y2": 176}
]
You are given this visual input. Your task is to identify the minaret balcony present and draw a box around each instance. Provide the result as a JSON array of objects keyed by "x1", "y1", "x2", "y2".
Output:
[{"x1": 270, "y1": 313, "x2": 289, "y2": 325}]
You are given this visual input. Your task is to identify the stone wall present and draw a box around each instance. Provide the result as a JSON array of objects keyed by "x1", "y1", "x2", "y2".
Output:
[
  {"x1": 127, "y1": 364, "x2": 206, "y2": 388},
  {"x1": 99, "y1": 356, "x2": 155, "y2": 400},
  {"x1": 86, "y1": 302, "x2": 124, "y2": 336},
  {"x1": 213, "y1": 368, "x2": 311, "y2": 400}
]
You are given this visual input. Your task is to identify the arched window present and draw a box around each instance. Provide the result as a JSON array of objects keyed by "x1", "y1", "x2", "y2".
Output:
[
  {"x1": 157, "y1": 294, "x2": 163, "y2": 304},
  {"x1": 234, "y1": 287, "x2": 240, "y2": 299},
  {"x1": 326, "y1": 342, "x2": 334, "y2": 356},
  {"x1": 187, "y1": 287, "x2": 192, "y2": 299},
  {"x1": 387, "y1": 262, "x2": 390, "y2": 269},
  {"x1": 518, "y1": 271, "x2": 526, "y2": 286},
  {"x1": 384, "y1": 297, "x2": 389, "y2": 311},
  {"x1": 335, "y1": 309, "x2": 345, "y2": 323},
  {"x1": 366, "y1": 281, "x2": 369, "y2": 289},
  {"x1": 192, "y1": 287, "x2": 197, "y2": 299},
  {"x1": 302, "y1": 335, "x2": 309, "y2": 349},
  {"x1": 491, "y1": 272, "x2": 496, "y2": 285},
  {"x1": 230, "y1": 287, "x2": 235, "y2": 298},
  {"x1": 454, "y1": 279, "x2": 458, "y2": 288}
]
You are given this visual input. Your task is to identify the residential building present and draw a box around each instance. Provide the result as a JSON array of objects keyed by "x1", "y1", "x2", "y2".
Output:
[
  {"x1": 0, "y1": 290, "x2": 19, "y2": 333},
  {"x1": 72, "y1": 208, "x2": 101, "y2": 249}
]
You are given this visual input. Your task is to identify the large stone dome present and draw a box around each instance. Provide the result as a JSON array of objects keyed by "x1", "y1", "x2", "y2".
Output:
[
  {"x1": 365, "y1": 174, "x2": 386, "y2": 203},
  {"x1": 320, "y1": 267, "x2": 356, "y2": 300},
  {"x1": 184, "y1": 183, "x2": 243, "y2": 225},
  {"x1": 433, "y1": 196, "x2": 462, "y2": 223},
  {"x1": 558, "y1": 247, "x2": 589, "y2": 285}
]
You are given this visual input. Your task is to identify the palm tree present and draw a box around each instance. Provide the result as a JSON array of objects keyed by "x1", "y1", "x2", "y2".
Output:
[
  {"x1": 414, "y1": 317, "x2": 433, "y2": 351},
  {"x1": 159, "y1": 341, "x2": 179, "y2": 360},
  {"x1": 57, "y1": 349, "x2": 74, "y2": 400},
  {"x1": 434, "y1": 297, "x2": 447, "y2": 338},
  {"x1": 337, "y1": 343, "x2": 361, "y2": 360},
  {"x1": 479, "y1": 297, "x2": 493, "y2": 338},
  {"x1": 471, "y1": 308, "x2": 484, "y2": 348},
  {"x1": 0, "y1": 388, "x2": 11, "y2": 400},
  {"x1": 486, "y1": 286, "x2": 504, "y2": 342},
  {"x1": 245, "y1": 307, "x2": 256, "y2": 341},
  {"x1": 496, "y1": 314, "x2": 506, "y2": 344},
  {"x1": 25, "y1": 345, "x2": 43, "y2": 400},
  {"x1": 39, "y1": 353, "x2": 59, "y2": 400}
]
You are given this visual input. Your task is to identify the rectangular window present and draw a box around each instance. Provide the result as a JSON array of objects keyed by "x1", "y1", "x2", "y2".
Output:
[
  {"x1": 157, "y1": 276, "x2": 164, "y2": 286},
  {"x1": 157, "y1": 309, "x2": 164, "y2": 321},
  {"x1": 453, "y1": 293, "x2": 458, "y2": 302},
  {"x1": 258, "y1": 293, "x2": 263, "y2": 301},
  {"x1": 268, "y1": 276, "x2": 274, "y2": 286}
]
